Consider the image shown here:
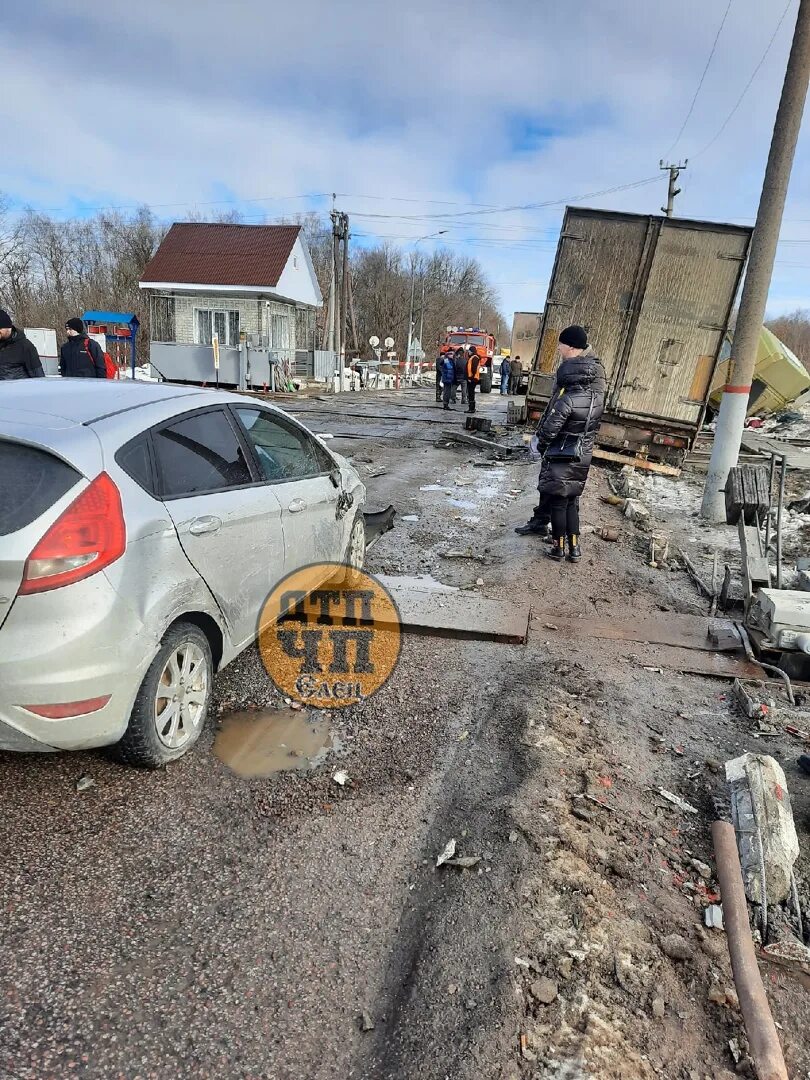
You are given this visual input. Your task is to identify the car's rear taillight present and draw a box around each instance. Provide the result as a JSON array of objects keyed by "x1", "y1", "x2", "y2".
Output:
[
  {"x1": 22, "y1": 696, "x2": 111, "y2": 718},
  {"x1": 19, "y1": 473, "x2": 126, "y2": 595}
]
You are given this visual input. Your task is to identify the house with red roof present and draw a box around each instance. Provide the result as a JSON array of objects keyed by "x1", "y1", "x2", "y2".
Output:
[{"x1": 139, "y1": 222, "x2": 323, "y2": 387}]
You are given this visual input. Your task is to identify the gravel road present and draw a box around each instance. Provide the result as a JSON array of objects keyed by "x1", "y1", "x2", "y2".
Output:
[{"x1": 2, "y1": 387, "x2": 809, "y2": 1079}]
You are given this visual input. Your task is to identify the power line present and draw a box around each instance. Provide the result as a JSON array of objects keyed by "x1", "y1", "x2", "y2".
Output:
[
  {"x1": 694, "y1": 0, "x2": 795, "y2": 158},
  {"x1": 664, "y1": 0, "x2": 734, "y2": 158},
  {"x1": 344, "y1": 175, "x2": 662, "y2": 223}
]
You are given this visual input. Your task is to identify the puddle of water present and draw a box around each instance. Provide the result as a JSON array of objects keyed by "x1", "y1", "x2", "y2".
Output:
[
  {"x1": 376, "y1": 573, "x2": 457, "y2": 592},
  {"x1": 420, "y1": 484, "x2": 452, "y2": 493},
  {"x1": 448, "y1": 498, "x2": 478, "y2": 510},
  {"x1": 214, "y1": 707, "x2": 340, "y2": 778}
]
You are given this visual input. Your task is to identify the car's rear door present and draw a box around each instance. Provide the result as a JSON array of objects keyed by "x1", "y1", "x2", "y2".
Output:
[
  {"x1": 151, "y1": 405, "x2": 285, "y2": 650},
  {"x1": 230, "y1": 405, "x2": 343, "y2": 575}
]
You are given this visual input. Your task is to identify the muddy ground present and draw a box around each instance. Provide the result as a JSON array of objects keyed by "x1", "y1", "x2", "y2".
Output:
[{"x1": 1, "y1": 387, "x2": 809, "y2": 1080}]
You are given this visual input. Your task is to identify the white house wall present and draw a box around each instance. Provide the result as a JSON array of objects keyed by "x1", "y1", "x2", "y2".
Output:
[
  {"x1": 168, "y1": 294, "x2": 296, "y2": 347},
  {"x1": 275, "y1": 236, "x2": 323, "y2": 308}
]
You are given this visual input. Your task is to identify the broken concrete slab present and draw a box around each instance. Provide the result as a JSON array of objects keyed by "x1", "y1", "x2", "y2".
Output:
[
  {"x1": 374, "y1": 577, "x2": 530, "y2": 644},
  {"x1": 726, "y1": 753, "x2": 800, "y2": 906}
]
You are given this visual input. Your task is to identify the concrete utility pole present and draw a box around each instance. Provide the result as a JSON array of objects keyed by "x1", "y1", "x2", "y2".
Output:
[
  {"x1": 702, "y1": 0, "x2": 810, "y2": 521},
  {"x1": 659, "y1": 160, "x2": 687, "y2": 217}
]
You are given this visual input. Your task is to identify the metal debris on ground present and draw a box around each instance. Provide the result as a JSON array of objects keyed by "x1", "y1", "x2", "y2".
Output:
[
  {"x1": 436, "y1": 838, "x2": 457, "y2": 867},
  {"x1": 657, "y1": 788, "x2": 699, "y2": 815}
]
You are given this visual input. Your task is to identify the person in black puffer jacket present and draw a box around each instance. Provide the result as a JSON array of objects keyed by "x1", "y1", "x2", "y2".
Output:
[
  {"x1": 535, "y1": 325, "x2": 605, "y2": 564},
  {"x1": 0, "y1": 309, "x2": 45, "y2": 380},
  {"x1": 453, "y1": 347, "x2": 468, "y2": 405},
  {"x1": 59, "y1": 318, "x2": 107, "y2": 378}
]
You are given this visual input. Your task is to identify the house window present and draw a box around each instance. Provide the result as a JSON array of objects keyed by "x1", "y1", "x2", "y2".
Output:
[
  {"x1": 270, "y1": 312, "x2": 292, "y2": 350},
  {"x1": 195, "y1": 308, "x2": 240, "y2": 346},
  {"x1": 151, "y1": 296, "x2": 176, "y2": 342}
]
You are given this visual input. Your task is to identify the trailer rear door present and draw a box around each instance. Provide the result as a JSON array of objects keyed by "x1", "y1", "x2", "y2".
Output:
[
  {"x1": 534, "y1": 210, "x2": 651, "y2": 381},
  {"x1": 611, "y1": 220, "x2": 750, "y2": 425}
]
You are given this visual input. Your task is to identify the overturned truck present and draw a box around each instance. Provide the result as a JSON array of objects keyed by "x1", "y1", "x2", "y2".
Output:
[{"x1": 527, "y1": 207, "x2": 752, "y2": 473}]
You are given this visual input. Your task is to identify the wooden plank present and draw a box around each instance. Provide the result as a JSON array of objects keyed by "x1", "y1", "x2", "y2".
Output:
[
  {"x1": 592, "y1": 447, "x2": 681, "y2": 476},
  {"x1": 374, "y1": 580, "x2": 530, "y2": 644},
  {"x1": 529, "y1": 612, "x2": 741, "y2": 652}
]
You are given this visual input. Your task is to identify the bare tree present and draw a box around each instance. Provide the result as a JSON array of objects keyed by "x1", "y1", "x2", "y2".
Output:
[
  {"x1": 766, "y1": 309, "x2": 810, "y2": 370},
  {"x1": 0, "y1": 195, "x2": 505, "y2": 365}
]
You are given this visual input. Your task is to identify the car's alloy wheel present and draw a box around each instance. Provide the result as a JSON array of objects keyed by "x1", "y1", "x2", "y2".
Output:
[
  {"x1": 111, "y1": 622, "x2": 213, "y2": 769},
  {"x1": 154, "y1": 642, "x2": 209, "y2": 749}
]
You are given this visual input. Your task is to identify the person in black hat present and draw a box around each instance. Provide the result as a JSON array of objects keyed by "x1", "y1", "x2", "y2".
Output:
[
  {"x1": 59, "y1": 318, "x2": 106, "y2": 378},
  {"x1": 515, "y1": 326, "x2": 605, "y2": 561},
  {"x1": 0, "y1": 309, "x2": 45, "y2": 380}
]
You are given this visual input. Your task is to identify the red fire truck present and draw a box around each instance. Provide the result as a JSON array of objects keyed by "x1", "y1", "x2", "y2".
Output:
[{"x1": 439, "y1": 327, "x2": 496, "y2": 393}]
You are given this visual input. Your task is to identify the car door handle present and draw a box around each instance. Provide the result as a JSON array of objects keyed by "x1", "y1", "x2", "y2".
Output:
[
  {"x1": 188, "y1": 515, "x2": 222, "y2": 536},
  {"x1": 287, "y1": 499, "x2": 307, "y2": 514}
]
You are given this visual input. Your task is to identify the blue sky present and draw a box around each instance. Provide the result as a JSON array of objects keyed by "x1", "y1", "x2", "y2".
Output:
[{"x1": 2, "y1": 0, "x2": 809, "y2": 321}]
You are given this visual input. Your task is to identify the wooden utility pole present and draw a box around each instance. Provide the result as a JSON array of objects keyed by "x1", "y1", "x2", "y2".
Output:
[
  {"x1": 659, "y1": 160, "x2": 687, "y2": 217},
  {"x1": 702, "y1": 0, "x2": 810, "y2": 520}
]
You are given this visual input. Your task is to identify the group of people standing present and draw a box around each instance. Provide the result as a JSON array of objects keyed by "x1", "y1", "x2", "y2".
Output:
[
  {"x1": 435, "y1": 345, "x2": 483, "y2": 414},
  {"x1": 499, "y1": 353, "x2": 524, "y2": 396},
  {"x1": 0, "y1": 311, "x2": 109, "y2": 381}
]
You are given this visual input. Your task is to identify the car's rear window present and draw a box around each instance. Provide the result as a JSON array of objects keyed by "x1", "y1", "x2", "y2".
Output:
[{"x1": 0, "y1": 440, "x2": 81, "y2": 536}]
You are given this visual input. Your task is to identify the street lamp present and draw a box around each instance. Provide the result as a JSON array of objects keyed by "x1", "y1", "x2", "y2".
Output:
[{"x1": 406, "y1": 230, "x2": 447, "y2": 377}]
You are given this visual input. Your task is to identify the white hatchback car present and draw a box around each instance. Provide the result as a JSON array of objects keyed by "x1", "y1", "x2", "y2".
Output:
[{"x1": 0, "y1": 381, "x2": 366, "y2": 766}]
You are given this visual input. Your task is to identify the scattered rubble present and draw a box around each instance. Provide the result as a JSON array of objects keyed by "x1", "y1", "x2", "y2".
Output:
[{"x1": 435, "y1": 838, "x2": 457, "y2": 867}]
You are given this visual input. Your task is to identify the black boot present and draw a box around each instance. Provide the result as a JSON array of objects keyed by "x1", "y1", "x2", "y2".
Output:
[
  {"x1": 567, "y1": 534, "x2": 582, "y2": 563},
  {"x1": 546, "y1": 537, "x2": 565, "y2": 562},
  {"x1": 514, "y1": 520, "x2": 547, "y2": 536}
]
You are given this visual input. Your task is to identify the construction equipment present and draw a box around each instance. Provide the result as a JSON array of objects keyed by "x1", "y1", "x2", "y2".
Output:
[{"x1": 527, "y1": 207, "x2": 752, "y2": 472}]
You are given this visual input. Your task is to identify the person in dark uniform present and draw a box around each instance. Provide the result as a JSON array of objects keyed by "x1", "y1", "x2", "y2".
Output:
[
  {"x1": 453, "y1": 347, "x2": 467, "y2": 405},
  {"x1": 59, "y1": 318, "x2": 106, "y2": 378},
  {"x1": 0, "y1": 310, "x2": 45, "y2": 380}
]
